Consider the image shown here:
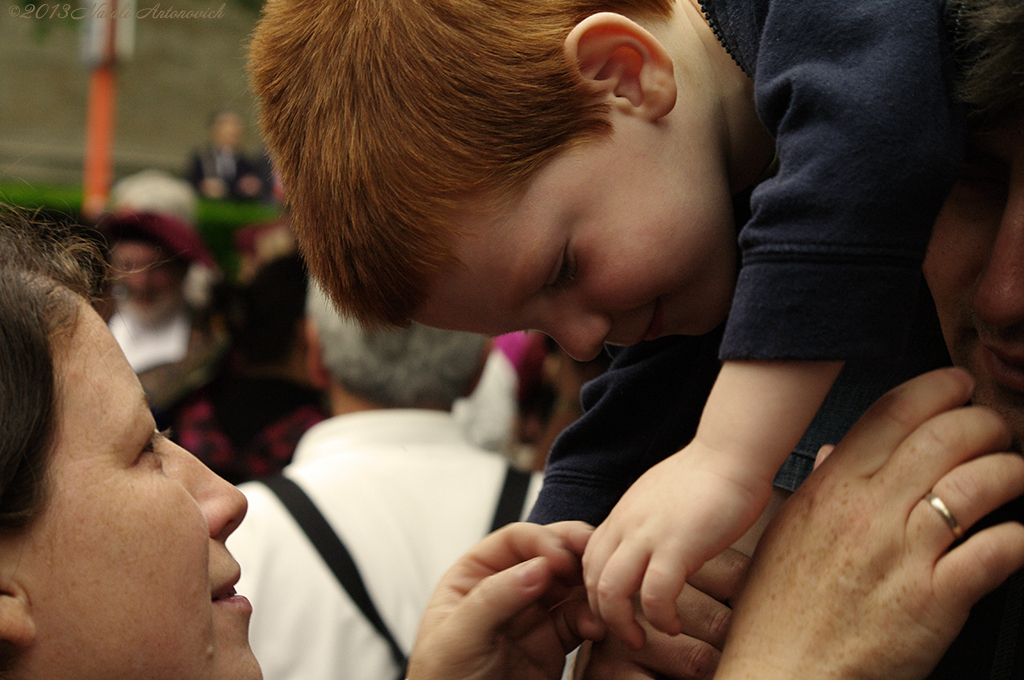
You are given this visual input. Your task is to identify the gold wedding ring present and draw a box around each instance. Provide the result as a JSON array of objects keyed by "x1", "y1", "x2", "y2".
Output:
[{"x1": 925, "y1": 492, "x2": 964, "y2": 539}]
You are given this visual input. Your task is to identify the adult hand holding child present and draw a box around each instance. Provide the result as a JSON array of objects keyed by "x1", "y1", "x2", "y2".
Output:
[{"x1": 576, "y1": 368, "x2": 1024, "y2": 680}]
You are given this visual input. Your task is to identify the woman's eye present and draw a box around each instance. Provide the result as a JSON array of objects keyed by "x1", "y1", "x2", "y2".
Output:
[{"x1": 141, "y1": 429, "x2": 172, "y2": 460}]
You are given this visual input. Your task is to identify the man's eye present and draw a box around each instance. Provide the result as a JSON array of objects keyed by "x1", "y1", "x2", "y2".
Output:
[
  {"x1": 957, "y1": 167, "x2": 1008, "y2": 188},
  {"x1": 950, "y1": 156, "x2": 1009, "y2": 203}
]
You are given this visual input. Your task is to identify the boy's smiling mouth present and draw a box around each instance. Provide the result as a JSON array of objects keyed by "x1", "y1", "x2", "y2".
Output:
[{"x1": 643, "y1": 298, "x2": 665, "y2": 342}]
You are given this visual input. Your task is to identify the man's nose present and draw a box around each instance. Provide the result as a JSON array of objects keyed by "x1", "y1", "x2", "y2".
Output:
[{"x1": 973, "y1": 186, "x2": 1024, "y2": 330}]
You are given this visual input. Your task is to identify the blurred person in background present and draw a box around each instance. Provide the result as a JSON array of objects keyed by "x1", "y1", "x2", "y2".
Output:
[
  {"x1": 171, "y1": 253, "x2": 327, "y2": 485},
  {"x1": 494, "y1": 332, "x2": 610, "y2": 471},
  {"x1": 188, "y1": 109, "x2": 268, "y2": 201},
  {"x1": 110, "y1": 167, "x2": 199, "y2": 225},
  {"x1": 233, "y1": 216, "x2": 297, "y2": 284},
  {"x1": 522, "y1": 338, "x2": 611, "y2": 471},
  {"x1": 450, "y1": 340, "x2": 520, "y2": 456},
  {"x1": 100, "y1": 209, "x2": 228, "y2": 421},
  {"x1": 228, "y1": 284, "x2": 543, "y2": 680}
]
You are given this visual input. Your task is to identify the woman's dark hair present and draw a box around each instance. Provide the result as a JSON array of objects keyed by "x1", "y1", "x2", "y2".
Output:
[{"x1": 0, "y1": 209, "x2": 108, "y2": 531}]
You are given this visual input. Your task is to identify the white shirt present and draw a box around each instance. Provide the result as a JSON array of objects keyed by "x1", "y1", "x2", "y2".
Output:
[
  {"x1": 452, "y1": 348, "x2": 519, "y2": 452},
  {"x1": 229, "y1": 409, "x2": 542, "y2": 680},
  {"x1": 108, "y1": 309, "x2": 191, "y2": 374}
]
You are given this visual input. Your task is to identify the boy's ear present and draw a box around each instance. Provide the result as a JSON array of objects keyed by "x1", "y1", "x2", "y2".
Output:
[{"x1": 564, "y1": 12, "x2": 677, "y2": 121}]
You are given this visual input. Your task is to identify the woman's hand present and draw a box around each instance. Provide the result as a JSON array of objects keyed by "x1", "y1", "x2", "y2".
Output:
[{"x1": 408, "y1": 521, "x2": 604, "y2": 680}]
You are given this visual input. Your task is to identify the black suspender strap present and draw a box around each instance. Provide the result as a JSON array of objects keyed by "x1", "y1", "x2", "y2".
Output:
[
  {"x1": 489, "y1": 465, "x2": 533, "y2": 532},
  {"x1": 260, "y1": 475, "x2": 408, "y2": 680}
]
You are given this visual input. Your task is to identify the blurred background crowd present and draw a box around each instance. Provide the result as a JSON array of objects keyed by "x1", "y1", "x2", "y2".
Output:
[
  {"x1": 1, "y1": 0, "x2": 612, "y2": 478},
  {"x1": 0, "y1": 5, "x2": 611, "y2": 677}
]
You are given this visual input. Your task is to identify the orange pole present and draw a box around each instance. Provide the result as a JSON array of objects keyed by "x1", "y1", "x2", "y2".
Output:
[
  {"x1": 81, "y1": 2, "x2": 118, "y2": 223},
  {"x1": 82, "y1": 62, "x2": 116, "y2": 222}
]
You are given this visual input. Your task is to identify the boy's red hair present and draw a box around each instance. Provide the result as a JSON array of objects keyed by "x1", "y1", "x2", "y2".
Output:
[{"x1": 249, "y1": 0, "x2": 672, "y2": 327}]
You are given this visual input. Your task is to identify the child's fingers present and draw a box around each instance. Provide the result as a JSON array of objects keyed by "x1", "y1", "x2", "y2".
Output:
[
  {"x1": 593, "y1": 544, "x2": 649, "y2": 649},
  {"x1": 582, "y1": 522, "x2": 620, "y2": 623},
  {"x1": 639, "y1": 551, "x2": 686, "y2": 635}
]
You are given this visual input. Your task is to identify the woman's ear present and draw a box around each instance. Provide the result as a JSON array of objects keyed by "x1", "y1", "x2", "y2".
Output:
[
  {"x1": 0, "y1": 577, "x2": 36, "y2": 650},
  {"x1": 564, "y1": 12, "x2": 677, "y2": 120}
]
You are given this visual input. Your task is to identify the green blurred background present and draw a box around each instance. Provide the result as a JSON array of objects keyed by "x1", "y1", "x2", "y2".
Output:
[{"x1": 1, "y1": 0, "x2": 281, "y2": 277}]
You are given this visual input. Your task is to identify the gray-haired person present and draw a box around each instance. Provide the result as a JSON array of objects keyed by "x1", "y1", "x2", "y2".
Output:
[{"x1": 228, "y1": 285, "x2": 542, "y2": 680}]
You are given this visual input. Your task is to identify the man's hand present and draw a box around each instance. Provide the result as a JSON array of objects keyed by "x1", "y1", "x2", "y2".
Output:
[{"x1": 717, "y1": 368, "x2": 1024, "y2": 680}]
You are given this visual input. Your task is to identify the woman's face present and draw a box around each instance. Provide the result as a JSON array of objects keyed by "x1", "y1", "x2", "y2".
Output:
[{"x1": 0, "y1": 301, "x2": 260, "y2": 679}]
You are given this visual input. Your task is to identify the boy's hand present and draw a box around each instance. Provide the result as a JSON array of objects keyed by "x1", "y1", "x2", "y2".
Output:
[
  {"x1": 574, "y1": 548, "x2": 748, "y2": 680},
  {"x1": 583, "y1": 445, "x2": 772, "y2": 648}
]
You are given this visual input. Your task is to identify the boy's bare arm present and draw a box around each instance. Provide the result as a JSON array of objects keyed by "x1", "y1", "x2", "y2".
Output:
[
  {"x1": 583, "y1": 359, "x2": 843, "y2": 647},
  {"x1": 696, "y1": 359, "x2": 844, "y2": 481}
]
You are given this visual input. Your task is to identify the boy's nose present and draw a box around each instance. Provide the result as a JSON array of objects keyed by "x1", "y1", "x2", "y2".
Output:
[
  {"x1": 546, "y1": 310, "x2": 611, "y2": 362},
  {"x1": 973, "y1": 185, "x2": 1024, "y2": 331}
]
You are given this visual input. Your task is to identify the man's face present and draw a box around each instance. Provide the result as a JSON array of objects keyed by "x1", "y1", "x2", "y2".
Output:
[
  {"x1": 924, "y1": 113, "x2": 1024, "y2": 449},
  {"x1": 110, "y1": 240, "x2": 188, "y2": 328}
]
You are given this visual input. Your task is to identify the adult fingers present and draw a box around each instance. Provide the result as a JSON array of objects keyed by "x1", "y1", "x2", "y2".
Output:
[
  {"x1": 673, "y1": 581, "x2": 732, "y2": 650},
  {"x1": 573, "y1": 629, "x2": 721, "y2": 680},
  {"x1": 461, "y1": 521, "x2": 592, "y2": 585},
  {"x1": 821, "y1": 367, "x2": 975, "y2": 477},
  {"x1": 936, "y1": 522, "x2": 1024, "y2": 617},
  {"x1": 880, "y1": 404, "x2": 1014, "y2": 518},
  {"x1": 428, "y1": 555, "x2": 587, "y2": 679},
  {"x1": 910, "y1": 451, "x2": 1024, "y2": 556},
  {"x1": 686, "y1": 548, "x2": 748, "y2": 604},
  {"x1": 450, "y1": 556, "x2": 552, "y2": 628}
]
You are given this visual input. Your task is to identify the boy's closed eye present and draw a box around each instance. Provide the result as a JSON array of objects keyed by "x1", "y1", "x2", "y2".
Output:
[{"x1": 546, "y1": 247, "x2": 578, "y2": 291}]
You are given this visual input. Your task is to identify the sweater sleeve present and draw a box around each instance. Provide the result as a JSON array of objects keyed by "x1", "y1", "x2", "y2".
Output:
[
  {"x1": 528, "y1": 331, "x2": 723, "y2": 526},
  {"x1": 719, "y1": 0, "x2": 963, "y2": 360},
  {"x1": 527, "y1": 284, "x2": 952, "y2": 524}
]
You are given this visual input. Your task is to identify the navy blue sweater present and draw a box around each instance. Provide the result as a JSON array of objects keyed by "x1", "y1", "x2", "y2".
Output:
[{"x1": 529, "y1": 0, "x2": 964, "y2": 524}]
